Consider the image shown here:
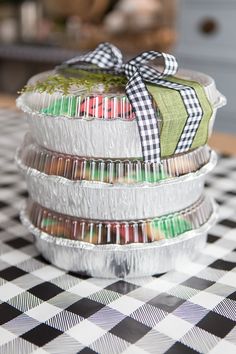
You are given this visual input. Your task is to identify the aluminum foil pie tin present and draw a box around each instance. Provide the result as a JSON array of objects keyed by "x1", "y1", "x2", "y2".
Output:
[
  {"x1": 18, "y1": 134, "x2": 211, "y2": 184},
  {"x1": 20, "y1": 108, "x2": 223, "y2": 160},
  {"x1": 17, "y1": 149, "x2": 217, "y2": 220},
  {"x1": 16, "y1": 69, "x2": 226, "y2": 159},
  {"x1": 20, "y1": 197, "x2": 218, "y2": 278},
  {"x1": 17, "y1": 68, "x2": 225, "y2": 120}
]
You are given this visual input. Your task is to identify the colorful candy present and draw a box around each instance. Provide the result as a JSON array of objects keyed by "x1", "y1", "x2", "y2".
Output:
[
  {"x1": 41, "y1": 95, "x2": 135, "y2": 120},
  {"x1": 34, "y1": 207, "x2": 192, "y2": 245}
]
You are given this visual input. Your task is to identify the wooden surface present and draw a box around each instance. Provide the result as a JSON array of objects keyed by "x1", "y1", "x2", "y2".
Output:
[
  {"x1": 0, "y1": 94, "x2": 17, "y2": 109},
  {"x1": 1, "y1": 94, "x2": 236, "y2": 155},
  {"x1": 209, "y1": 133, "x2": 236, "y2": 156}
]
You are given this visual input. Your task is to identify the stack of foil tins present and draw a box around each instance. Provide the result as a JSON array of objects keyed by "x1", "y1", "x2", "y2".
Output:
[{"x1": 16, "y1": 63, "x2": 226, "y2": 278}]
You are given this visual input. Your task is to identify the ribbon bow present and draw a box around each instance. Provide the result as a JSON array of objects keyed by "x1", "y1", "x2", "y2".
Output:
[{"x1": 59, "y1": 42, "x2": 203, "y2": 163}]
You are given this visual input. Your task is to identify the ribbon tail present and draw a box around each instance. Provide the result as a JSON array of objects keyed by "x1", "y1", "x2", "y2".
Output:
[
  {"x1": 126, "y1": 71, "x2": 161, "y2": 163},
  {"x1": 175, "y1": 86, "x2": 203, "y2": 153}
]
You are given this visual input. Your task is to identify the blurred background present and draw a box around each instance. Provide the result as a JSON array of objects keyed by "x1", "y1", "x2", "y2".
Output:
[{"x1": 0, "y1": 0, "x2": 234, "y2": 133}]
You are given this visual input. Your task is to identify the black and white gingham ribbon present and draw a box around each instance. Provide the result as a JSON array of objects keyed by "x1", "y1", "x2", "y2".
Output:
[{"x1": 59, "y1": 43, "x2": 203, "y2": 163}]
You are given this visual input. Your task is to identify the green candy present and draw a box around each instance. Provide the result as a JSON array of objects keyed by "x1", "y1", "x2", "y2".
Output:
[
  {"x1": 41, "y1": 96, "x2": 77, "y2": 117},
  {"x1": 41, "y1": 218, "x2": 56, "y2": 228},
  {"x1": 152, "y1": 217, "x2": 192, "y2": 239}
]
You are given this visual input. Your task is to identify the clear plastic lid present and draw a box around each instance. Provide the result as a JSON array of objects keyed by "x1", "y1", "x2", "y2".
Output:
[
  {"x1": 17, "y1": 69, "x2": 137, "y2": 120},
  {"x1": 26, "y1": 195, "x2": 213, "y2": 245},
  {"x1": 17, "y1": 135, "x2": 211, "y2": 184},
  {"x1": 17, "y1": 68, "x2": 224, "y2": 121}
]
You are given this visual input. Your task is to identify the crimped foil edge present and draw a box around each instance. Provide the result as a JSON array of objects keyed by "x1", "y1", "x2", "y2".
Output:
[
  {"x1": 20, "y1": 199, "x2": 218, "y2": 252},
  {"x1": 16, "y1": 148, "x2": 217, "y2": 189},
  {"x1": 16, "y1": 135, "x2": 212, "y2": 184},
  {"x1": 25, "y1": 195, "x2": 213, "y2": 244},
  {"x1": 16, "y1": 94, "x2": 137, "y2": 122}
]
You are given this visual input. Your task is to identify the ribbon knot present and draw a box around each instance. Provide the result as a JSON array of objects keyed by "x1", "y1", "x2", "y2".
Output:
[
  {"x1": 122, "y1": 62, "x2": 138, "y2": 80},
  {"x1": 59, "y1": 42, "x2": 203, "y2": 163}
]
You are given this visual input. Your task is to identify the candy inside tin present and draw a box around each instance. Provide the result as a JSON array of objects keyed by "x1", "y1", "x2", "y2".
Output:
[
  {"x1": 17, "y1": 70, "x2": 138, "y2": 120},
  {"x1": 20, "y1": 200, "x2": 218, "y2": 278},
  {"x1": 17, "y1": 135, "x2": 211, "y2": 184},
  {"x1": 26, "y1": 195, "x2": 213, "y2": 245}
]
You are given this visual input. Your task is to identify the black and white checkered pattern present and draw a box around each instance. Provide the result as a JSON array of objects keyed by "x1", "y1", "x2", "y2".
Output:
[
  {"x1": 60, "y1": 42, "x2": 203, "y2": 163},
  {"x1": 125, "y1": 70, "x2": 161, "y2": 162},
  {"x1": 63, "y1": 42, "x2": 124, "y2": 70},
  {"x1": 0, "y1": 108, "x2": 236, "y2": 353},
  {"x1": 152, "y1": 79, "x2": 204, "y2": 154}
]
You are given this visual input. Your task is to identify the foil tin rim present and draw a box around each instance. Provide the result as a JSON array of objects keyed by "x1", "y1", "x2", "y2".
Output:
[
  {"x1": 16, "y1": 93, "x2": 137, "y2": 122},
  {"x1": 16, "y1": 148, "x2": 217, "y2": 189},
  {"x1": 25, "y1": 195, "x2": 213, "y2": 244},
  {"x1": 20, "y1": 199, "x2": 218, "y2": 252},
  {"x1": 16, "y1": 93, "x2": 225, "y2": 121},
  {"x1": 16, "y1": 136, "x2": 212, "y2": 184}
]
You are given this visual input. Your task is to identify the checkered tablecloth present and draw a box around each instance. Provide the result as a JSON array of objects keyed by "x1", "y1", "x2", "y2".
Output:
[{"x1": 0, "y1": 109, "x2": 236, "y2": 354}]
